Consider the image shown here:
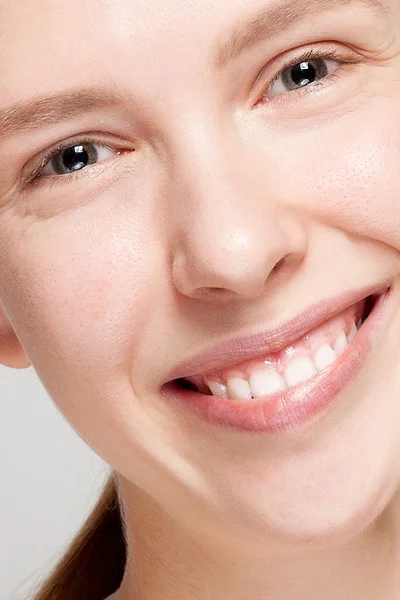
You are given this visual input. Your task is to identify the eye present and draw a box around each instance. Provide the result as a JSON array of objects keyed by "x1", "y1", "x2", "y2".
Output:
[
  {"x1": 40, "y1": 142, "x2": 117, "y2": 177},
  {"x1": 268, "y1": 56, "x2": 340, "y2": 98}
]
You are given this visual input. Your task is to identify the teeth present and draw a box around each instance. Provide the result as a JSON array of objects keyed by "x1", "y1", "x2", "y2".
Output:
[
  {"x1": 208, "y1": 382, "x2": 229, "y2": 399},
  {"x1": 334, "y1": 331, "x2": 348, "y2": 357},
  {"x1": 347, "y1": 324, "x2": 357, "y2": 342},
  {"x1": 204, "y1": 322, "x2": 359, "y2": 400},
  {"x1": 249, "y1": 367, "x2": 286, "y2": 398},
  {"x1": 313, "y1": 343, "x2": 337, "y2": 372},
  {"x1": 284, "y1": 356, "x2": 317, "y2": 387},
  {"x1": 226, "y1": 377, "x2": 252, "y2": 401}
]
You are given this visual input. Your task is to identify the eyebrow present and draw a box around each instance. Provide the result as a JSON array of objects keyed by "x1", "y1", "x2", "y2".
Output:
[
  {"x1": 0, "y1": 1, "x2": 386, "y2": 142},
  {"x1": 215, "y1": 0, "x2": 387, "y2": 69},
  {"x1": 0, "y1": 88, "x2": 126, "y2": 142}
]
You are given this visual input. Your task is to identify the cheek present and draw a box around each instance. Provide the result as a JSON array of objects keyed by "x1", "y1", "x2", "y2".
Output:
[
  {"x1": 280, "y1": 106, "x2": 400, "y2": 251},
  {"x1": 0, "y1": 202, "x2": 182, "y2": 484},
  {"x1": 0, "y1": 207, "x2": 159, "y2": 397}
]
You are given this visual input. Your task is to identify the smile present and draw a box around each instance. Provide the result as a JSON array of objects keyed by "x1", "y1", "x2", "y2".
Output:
[
  {"x1": 181, "y1": 299, "x2": 369, "y2": 401},
  {"x1": 163, "y1": 284, "x2": 392, "y2": 433}
]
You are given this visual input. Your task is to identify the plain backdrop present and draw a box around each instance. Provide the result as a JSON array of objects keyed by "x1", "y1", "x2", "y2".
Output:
[{"x1": 1, "y1": 365, "x2": 110, "y2": 600}]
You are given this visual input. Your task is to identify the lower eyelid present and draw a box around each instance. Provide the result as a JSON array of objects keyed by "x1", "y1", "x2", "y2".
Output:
[
  {"x1": 40, "y1": 144, "x2": 118, "y2": 177},
  {"x1": 22, "y1": 143, "x2": 128, "y2": 190},
  {"x1": 259, "y1": 65, "x2": 346, "y2": 108},
  {"x1": 21, "y1": 150, "x2": 122, "y2": 192},
  {"x1": 269, "y1": 58, "x2": 340, "y2": 98},
  {"x1": 254, "y1": 44, "x2": 362, "y2": 107}
]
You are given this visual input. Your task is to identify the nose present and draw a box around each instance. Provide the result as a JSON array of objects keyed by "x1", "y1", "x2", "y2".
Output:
[{"x1": 170, "y1": 134, "x2": 308, "y2": 302}]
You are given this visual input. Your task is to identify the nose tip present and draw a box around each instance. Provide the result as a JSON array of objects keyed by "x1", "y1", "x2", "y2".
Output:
[
  {"x1": 166, "y1": 127, "x2": 308, "y2": 303},
  {"x1": 171, "y1": 217, "x2": 306, "y2": 302}
]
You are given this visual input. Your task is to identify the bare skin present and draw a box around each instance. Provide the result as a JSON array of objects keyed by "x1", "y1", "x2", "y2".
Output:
[{"x1": 1, "y1": 0, "x2": 400, "y2": 599}]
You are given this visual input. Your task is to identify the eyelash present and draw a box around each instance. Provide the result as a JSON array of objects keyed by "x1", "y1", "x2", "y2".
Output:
[
  {"x1": 22, "y1": 47, "x2": 355, "y2": 189},
  {"x1": 20, "y1": 136, "x2": 120, "y2": 190},
  {"x1": 259, "y1": 46, "x2": 355, "y2": 105}
]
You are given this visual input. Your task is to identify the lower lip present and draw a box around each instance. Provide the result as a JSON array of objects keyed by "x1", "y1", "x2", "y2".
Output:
[{"x1": 163, "y1": 289, "x2": 391, "y2": 433}]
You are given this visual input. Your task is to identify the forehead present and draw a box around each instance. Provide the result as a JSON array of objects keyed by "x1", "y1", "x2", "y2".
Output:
[
  {"x1": 0, "y1": 0, "x2": 387, "y2": 70},
  {"x1": 0, "y1": 0, "x2": 390, "y2": 112},
  {"x1": 0, "y1": 0, "x2": 247, "y2": 60},
  {"x1": 0, "y1": 0, "x2": 232, "y2": 103}
]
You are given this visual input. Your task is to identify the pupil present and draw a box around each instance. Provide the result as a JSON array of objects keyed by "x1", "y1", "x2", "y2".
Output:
[
  {"x1": 62, "y1": 145, "x2": 89, "y2": 172},
  {"x1": 291, "y1": 61, "x2": 317, "y2": 87}
]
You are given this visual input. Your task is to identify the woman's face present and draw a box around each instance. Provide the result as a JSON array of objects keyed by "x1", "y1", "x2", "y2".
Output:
[{"x1": 1, "y1": 0, "x2": 400, "y2": 545}]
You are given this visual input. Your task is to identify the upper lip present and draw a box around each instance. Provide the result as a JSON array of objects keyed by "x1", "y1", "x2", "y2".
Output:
[{"x1": 166, "y1": 282, "x2": 390, "y2": 382}]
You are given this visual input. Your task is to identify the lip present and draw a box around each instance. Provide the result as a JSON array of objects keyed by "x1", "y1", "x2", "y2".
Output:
[
  {"x1": 162, "y1": 283, "x2": 392, "y2": 433},
  {"x1": 166, "y1": 282, "x2": 390, "y2": 382}
]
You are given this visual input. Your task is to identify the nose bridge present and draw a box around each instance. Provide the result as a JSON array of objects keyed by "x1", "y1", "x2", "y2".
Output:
[
  {"x1": 174, "y1": 133, "x2": 278, "y2": 255},
  {"x1": 167, "y1": 111, "x2": 276, "y2": 228},
  {"x1": 166, "y1": 118, "x2": 306, "y2": 300},
  {"x1": 180, "y1": 131, "x2": 266, "y2": 222}
]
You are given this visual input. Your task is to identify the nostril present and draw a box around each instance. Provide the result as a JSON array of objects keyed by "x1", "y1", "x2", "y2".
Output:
[{"x1": 272, "y1": 255, "x2": 288, "y2": 274}]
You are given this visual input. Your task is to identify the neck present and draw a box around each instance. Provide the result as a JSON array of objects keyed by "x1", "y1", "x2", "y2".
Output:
[{"x1": 113, "y1": 484, "x2": 400, "y2": 600}]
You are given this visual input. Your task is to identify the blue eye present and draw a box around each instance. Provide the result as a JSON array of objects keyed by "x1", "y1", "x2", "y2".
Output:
[
  {"x1": 40, "y1": 142, "x2": 117, "y2": 176},
  {"x1": 269, "y1": 57, "x2": 339, "y2": 98}
]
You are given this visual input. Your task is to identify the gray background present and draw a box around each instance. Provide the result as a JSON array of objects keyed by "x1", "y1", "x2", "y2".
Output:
[{"x1": 1, "y1": 365, "x2": 110, "y2": 600}]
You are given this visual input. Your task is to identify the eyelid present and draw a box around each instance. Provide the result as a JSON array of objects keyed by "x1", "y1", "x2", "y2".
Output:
[
  {"x1": 254, "y1": 44, "x2": 360, "y2": 104},
  {"x1": 20, "y1": 134, "x2": 132, "y2": 190},
  {"x1": 40, "y1": 142, "x2": 117, "y2": 177}
]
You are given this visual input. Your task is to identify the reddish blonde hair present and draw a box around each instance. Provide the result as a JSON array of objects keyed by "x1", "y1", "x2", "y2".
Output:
[{"x1": 31, "y1": 473, "x2": 126, "y2": 600}]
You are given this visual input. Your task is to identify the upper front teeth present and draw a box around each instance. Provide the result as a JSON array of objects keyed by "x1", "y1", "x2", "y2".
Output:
[
  {"x1": 348, "y1": 324, "x2": 358, "y2": 342},
  {"x1": 249, "y1": 367, "x2": 286, "y2": 397},
  {"x1": 208, "y1": 381, "x2": 229, "y2": 399},
  {"x1": 313, "y1": 343, "x2": 337, "y2": 371},
  {"x1": 227, "y1": 378, "x2": 252, "y2": 401},
  {"x1": 333, "y1": 331, "x2": 347, "y2": 356},
  {"x1": 205, "y1": 325, "x2": 359, "y2": 402},
  {"x1": 284, "y1": 355, "x2": 317, "y2": 387}
]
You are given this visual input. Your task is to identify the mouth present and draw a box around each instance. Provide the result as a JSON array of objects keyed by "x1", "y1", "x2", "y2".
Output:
[
  {"x1": 177, "y1": 295, "x2": 375, "y2": 400},
  {"x1": 163, "y1": 285, "x2": 391, "y2": 433}
]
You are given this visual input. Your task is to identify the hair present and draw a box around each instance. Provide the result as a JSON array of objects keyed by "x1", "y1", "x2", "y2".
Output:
[{"x1": 31, "y1": 472, "x2": 127, "y2": 600}]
